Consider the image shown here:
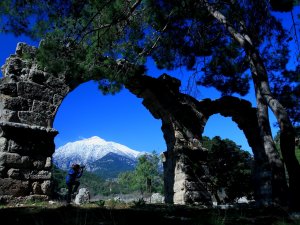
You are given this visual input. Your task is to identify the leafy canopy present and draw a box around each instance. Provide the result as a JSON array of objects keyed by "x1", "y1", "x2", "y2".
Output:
[
  {"x1": 0, "y1": 0, "x2": 299, "y2": 122},
  {"x1": 202, "y1": 136, "x2": 254, "y2": 203},
  {"x1": 118, "y1": 151, "x2": 163, "y2": 194}
]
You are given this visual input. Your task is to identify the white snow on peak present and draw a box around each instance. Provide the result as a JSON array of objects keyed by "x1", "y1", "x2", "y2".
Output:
[{"x1": 53, "y1": 136, "x2": 142, "y2": 169}]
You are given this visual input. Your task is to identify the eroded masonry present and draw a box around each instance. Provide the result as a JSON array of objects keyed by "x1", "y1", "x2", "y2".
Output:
[{"x1": 0, "y1": 43, "x2": 270, "y2": 205}]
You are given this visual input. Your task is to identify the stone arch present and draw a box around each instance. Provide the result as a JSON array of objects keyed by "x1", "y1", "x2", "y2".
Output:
[
  {"x1": 0, "y1": 43, "x2": 76, "y2": 197},
  {"x1": 196, "y1": 97, "x2": 273, "y2": 203},
  {"x1": 126, "y1": 74, "x2": 278, "y2": 205},
  {"x1": 0, "y1": 43, "x2": 275, "y2": 206}
]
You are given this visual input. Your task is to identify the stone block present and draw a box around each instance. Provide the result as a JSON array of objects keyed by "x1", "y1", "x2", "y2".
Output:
[
  {"x1": 32, "y1": 100, "x2": 56, "y2": 116},
  {"x1": 17, "y1": 82, "x2": 54, "y2": 102},
  {"x1": 45, "y1": 157, "x2": 52, "y2": 169},
  {"x1": 0, "y1": 178, "x2": 30, "y2": 196},
  {"x1": 41, "y1": 180, "x2": 52, "y2": 195},
  {"x1": 7, "y1": 168, "x2": 30, "y2": 180},
  {"x1": 0, "y1": 166, "x2": 5, "y2": 177},
  {"x1": 75, "y1": 188, "x2": 90, "y2": 205},
  {"x1": 32, "y1": 160, "x2": 45, "y2": 170},
  {"x1": 7, "y1": 168, "x2": 20, "y2": 179},
  {"x1": 2, "y1": 57, "x2": 24, "y2": 77},
  {"x1": 0, "y1": 152, "x2": 30, "y2": 168},
  {"x1": 53, "y1": 94, "x2": 64, "y2": 106},
  {"x1": 0, "y1": 137, "x2": 8, "y2": 152},
  {"x1": 173, "y1": 181, "x2": 185, "y2": 193},
  {"x1": 0, "y1": 83, "x2": 18, "y2": 96},
  {"x1": 18, "y1": 111, "x2": 49, "y2": 127},
  {"x1": 30, "y1": 170, "x2": 52, "y2": 180},
  {"x1": 0, "y1": 109, "x2": 19, "y2": 122},
  {"x1": 45, "y1": 76, "x2": 70, "y2": 96},
  {"x1": 7, "y1": 139, "x2": 26, "y2": 153},
  {"x1": 0, "y1": 96, "x2": 30, "y2": 111},
  {"x1": 32, "y1": 181, "x2": 42, "y2": 194},
  {"x1": 28, "y1": 68, "x2": 46, "y2": 84},
  {"x1": 174, "y1": 168, "x2": 186, "y2": 181},
  {"x1": 173, "y1": 190, "x2": 185, "y2": 205}
]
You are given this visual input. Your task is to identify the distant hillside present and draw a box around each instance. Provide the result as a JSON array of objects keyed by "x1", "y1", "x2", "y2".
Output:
[
  {"x1": 53, "y1": 136, "x2": 143, "y2": 179},
  {"x1": 91, "y1": 152, "x2": 137, "y2": 179}
]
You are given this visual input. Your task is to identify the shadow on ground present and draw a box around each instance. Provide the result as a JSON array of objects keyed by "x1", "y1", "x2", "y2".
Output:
[{"x1": 0, "y1": 204, "x2": 298, "y2": 225}]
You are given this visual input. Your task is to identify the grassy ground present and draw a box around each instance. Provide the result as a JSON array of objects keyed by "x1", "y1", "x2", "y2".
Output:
[{"x1": 0, "y1": 200, "x2": 300, "y2": 225}]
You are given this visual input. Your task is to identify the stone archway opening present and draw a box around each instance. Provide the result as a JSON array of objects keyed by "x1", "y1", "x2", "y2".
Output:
[
  {"x1": 51, "y1": 80, "x2": 166, "y2": 200},
  {"x1": 53, "y1": 80, "x2": 166, "y2": 152},
  {"x1": 0, "y1": 43, "x2": 166, "y2": 200},
  {"x1": 203, "y1": 113, "x2": 251, "y2": 152},
  {"x1": 53, "y1": 81, "x2": 165, "y2": 198},
  {"x1": 201, "y1": 114, "x2": 254, "y2": 204},
  {"x1": 0, "y1": 42, "x2": 280, "y2": 207}
]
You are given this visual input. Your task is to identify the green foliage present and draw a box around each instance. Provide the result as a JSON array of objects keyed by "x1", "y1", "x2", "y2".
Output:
[
  {"x1": 270, "y1": 68, "x2": 300, "y2": 126},
  {"x1": 1, "y1": 0, "x2": 146, "y2": 94},
  {"x1": 51, "y1": 165, "x2": 67, "y2": 194},
  {"x1": 1, "y1": 0, "x2": 299, "y2": 122},
  {"x1": 52, "y1": 152, "x2": 163, "y2": 197},
  {"x1": 134, "y1": 152, "x2": 163, "y2": 194},
  {"x1": 52, "y1": 165, "x2": 109, "y2": 197},
  {"x1": 204, "y1": 136, "x2": 254, "y2": 203},
  {"x1": 118, "y1": 151, "x2": 164, "y2": 195},
  {"x1": 94, "y1": 200, "x2": 105, "y2": 207},
  {"x1": 118, "y1": 171, "x2": 137, "y2": 194}
]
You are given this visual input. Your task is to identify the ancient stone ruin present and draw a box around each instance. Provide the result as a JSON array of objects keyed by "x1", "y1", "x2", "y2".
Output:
[
  {"x1": 0, "y1": 43, "x2": 64, "y2": 198},
  {"x1": 0, "y1": 43, "x2": 271, "y2": 205}
]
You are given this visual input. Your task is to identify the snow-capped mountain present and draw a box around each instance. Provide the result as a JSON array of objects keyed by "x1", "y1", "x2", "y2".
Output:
[{"x1": 53, "y1": 136, "x2": 143, "y2": 176}]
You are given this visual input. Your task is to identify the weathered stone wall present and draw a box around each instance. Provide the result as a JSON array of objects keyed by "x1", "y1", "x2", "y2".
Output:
[
  {"x1": 196, "y1": 97, "x2": 274, "y2": 204},
  {"x1": 126, "y1": 75, "x2": 277, "y2": 205},
  {"x1": 0, "y1": 43, "x2": 64, "y2": 198},
  {"x1": 126, "y1": 75, "x2": 213, "y2": 206},
  {"x1": 0, "y1": 43, "x2": 274, "y2": 206}
]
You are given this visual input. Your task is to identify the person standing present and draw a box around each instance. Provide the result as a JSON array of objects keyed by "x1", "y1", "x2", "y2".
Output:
[{"x1": 66, "y1": 163, "x2": 84, "y2": 203}]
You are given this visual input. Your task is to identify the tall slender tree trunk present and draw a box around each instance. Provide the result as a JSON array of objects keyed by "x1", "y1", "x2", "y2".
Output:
[
  {"x1": 252, "y1": 72, "x2": 288, "y2": 205},
  {"x1": 248, "y1": 50, "x2": 299, "y2": 209},
  {"x1": 203, "y1": 1, "x2": 299, "y2": 208}
]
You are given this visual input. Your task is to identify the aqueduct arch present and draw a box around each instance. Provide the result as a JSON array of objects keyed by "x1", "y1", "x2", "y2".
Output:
[
  {"x1": 0, "y1": 43, "x2": 276, "y2": 205},
  {"x1": 125, "y1": 74, "x2": 279, "y2": 205}
]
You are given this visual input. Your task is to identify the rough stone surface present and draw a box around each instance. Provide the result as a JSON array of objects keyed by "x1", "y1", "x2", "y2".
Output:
[
  {"x1": 0, "y1": 178, "x2": 30, "y2": 196},
  {"x1": 0, "y1": 137, "x2": 8, "y2": 151},
  {"x1": 0, "y1": 43, "x2": 273, "y2": 206},
  {"x1": 41, "y1": 180, "x2": 52, "y2": 195},
  {"x1": 44, "y1": 157, "x2": 52, "y2": 169},
  {"x1": 150, "y1": 193, "x2": 165, "y2": 203},
  {"x1": 75, "y1": 188, "x2": 90, "y2": 205},
  {"x1": 30, "y1": 170, "x2": 52, "y2": 180},
  {"x1": 32, "y1": 182, "x2": 42, "y2": 194},
  {"x1": 0, "y1": 152, "x2": 30, "y2": 168},
  {"x1": 7, "y1": 168, "x2": 21, "y2": 179}
]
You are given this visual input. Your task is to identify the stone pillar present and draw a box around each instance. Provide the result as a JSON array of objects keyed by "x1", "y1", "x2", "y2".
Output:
[
  {"x1": 0, "y1": 43, "x2": 65, "y2": 199},
  {"x1": 162, "y1": 120, "x2": 212, "y2": 206},
  {"x1": 0, "y1": 122, "x2": 57, "y2": 197},
  {"x1": 173, "y1": 149, "x2": 211, "y2": 205}
]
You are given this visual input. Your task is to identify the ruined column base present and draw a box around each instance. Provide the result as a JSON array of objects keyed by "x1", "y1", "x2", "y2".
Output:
[{"x1": 0, "y1": 122, "x2": 57, "y2": 199}]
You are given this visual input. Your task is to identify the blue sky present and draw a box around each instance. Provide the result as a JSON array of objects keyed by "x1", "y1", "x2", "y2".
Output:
[{"x1": 0, "y1": 8, "x2": 298, "y2": 153}]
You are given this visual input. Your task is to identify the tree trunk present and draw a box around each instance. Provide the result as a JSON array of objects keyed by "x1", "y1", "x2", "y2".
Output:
[
  {"x1": 252, "y1": 72, "x2": 288, "y2": 205},
  {"x1": 248, "y1": 50, "x2": 299, "y2": 209},
  {"x1": 203, "y1": 1, "x2": 299, "y2": 208}
]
